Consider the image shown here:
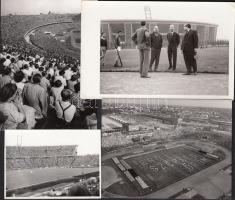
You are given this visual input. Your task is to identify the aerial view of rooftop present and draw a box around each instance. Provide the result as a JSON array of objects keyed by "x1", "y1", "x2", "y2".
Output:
[{"x1": 101, "y1": 99, "x2": 232, "y2": 199}]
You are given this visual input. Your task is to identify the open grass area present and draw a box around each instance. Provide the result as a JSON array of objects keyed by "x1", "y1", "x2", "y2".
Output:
[{"x1": 101, "y1": 47, "x2": 229, "y2": 74}]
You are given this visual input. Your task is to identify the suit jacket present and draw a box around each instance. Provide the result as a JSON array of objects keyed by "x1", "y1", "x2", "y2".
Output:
[
  {"x1": 150, "y1": 32, "x2": 162, "y2": 49},
  {"x1": 181, "y1": 29, "x2": 199, "y2": 53},
  {"x1": 131, "y1": 27, "x2": 150, "y2": 50},
  {"x1": 167, "y1": 32, "x2": 180, "y2": 48}
]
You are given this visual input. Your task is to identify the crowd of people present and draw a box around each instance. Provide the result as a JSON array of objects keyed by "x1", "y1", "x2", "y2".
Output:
[
  {"x1": 6, "y1": 155, "x2": 99, "y2": 170},
  {"x1": 0, "y1": 42, "x2": 98, "y2": 129},
  {"x1": 32, "y1": 176, "x2": 100, "y2": 197}
]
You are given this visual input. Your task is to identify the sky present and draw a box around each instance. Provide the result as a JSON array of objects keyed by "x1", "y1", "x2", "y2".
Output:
[
  {"x1": 1, "y1": 0, "x2": 81, "y2": 15},
  {"x1": 103, "y1": 99, "x2": 232, "y2": 109},
  {"x1": 5, "y1": 130, "x2": 100, "y2": 156},
  {"x1": 1, "y1": 1, "x2": 234, "y2": 39},
  {"x1": 87, "y1": 1, "x2": 235, "y2": 40}
]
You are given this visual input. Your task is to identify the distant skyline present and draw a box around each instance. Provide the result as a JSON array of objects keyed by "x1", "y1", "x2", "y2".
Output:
[
  {"x1": 5, "y1": 130, "x2": 100, "y2": 156},
  {"x1": 103, "y1": 99, "x2": 232, "y2": 109},
  {"x1": 1, "y1": 0, "x2": 81, "y2": 16}
]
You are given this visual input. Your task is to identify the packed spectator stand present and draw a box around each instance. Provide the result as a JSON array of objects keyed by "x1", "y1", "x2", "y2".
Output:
[
  {"x1": 6, "y1": 145, "x2": 99, "y2": 170},
  {"x1": 0, "y1": 41, "x2": 98, "y2": 129}
]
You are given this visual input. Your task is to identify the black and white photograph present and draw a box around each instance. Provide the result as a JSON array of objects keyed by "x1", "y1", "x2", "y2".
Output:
[
  {"x1": 0, "y1": 0, "x2": 101, "y2": 129},
  {"x1": 101, "y1": 98, "x2": 232, "y2": 199},
  {"x1": 81, "y1": 2, "x2": 234, "y2": 98},
  {"x1": 5, "y1": 130, "x2": 100, "y2": 198}
]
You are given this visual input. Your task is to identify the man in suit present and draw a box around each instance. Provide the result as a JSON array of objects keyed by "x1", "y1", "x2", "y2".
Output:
[
  {"x1": 181, "y1": 24, "x2": 199, "y2": 75},
  {"x1": 167, "y1": 25, "x2": 180, "y2": 71},
  {"x1": 131, "y1": 21, "x2": 151, "y2": 78},
  {"x1": 149, "y1": 26, "x2": 162, "y2": 72}
]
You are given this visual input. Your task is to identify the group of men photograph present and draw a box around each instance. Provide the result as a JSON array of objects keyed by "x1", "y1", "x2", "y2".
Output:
[{"x1": 100, "y1": 21, "x2": 199, "y2": 78}]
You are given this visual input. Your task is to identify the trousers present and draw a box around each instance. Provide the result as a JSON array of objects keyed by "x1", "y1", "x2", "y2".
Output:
[
  {"x1": 149, "y1": 48, "x2": 161, "y2": 70},
  {"x1": 139, "y1": 49, "x2": 150, "y2": 77}
]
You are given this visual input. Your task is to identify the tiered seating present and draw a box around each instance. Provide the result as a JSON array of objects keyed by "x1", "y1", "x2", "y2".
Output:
[{"x1": 6, "y1": 146, "x2": 99, "y2": 170}]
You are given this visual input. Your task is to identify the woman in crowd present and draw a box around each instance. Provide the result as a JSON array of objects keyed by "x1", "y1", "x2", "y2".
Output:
[
  {"x1": 0, "y1": 83, "x2": 26, "y2": 129},
  {"x1": 0, "y1": 67, "x2": 12, "y2": 89},
  {"x1": 68, "y1": 74, "x2": 78, "y2": 92}
]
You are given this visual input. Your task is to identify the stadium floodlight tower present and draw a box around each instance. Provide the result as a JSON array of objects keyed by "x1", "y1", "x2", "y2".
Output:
[
  {"x1": 144, "y1": 5, "x2": 152, "y2": 20},
  {"x1": 17, "y1": 135, "x2": 23, "y2": 154}
]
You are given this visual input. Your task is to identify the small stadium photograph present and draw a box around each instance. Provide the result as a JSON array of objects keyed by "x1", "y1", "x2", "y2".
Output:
[
  {"x1": 5, "y1": 130, "x2": 100, "y2": 197},
  {"x1": 99, "y1": 2, "x2": 234, "y2": 96},
  {"x1": 1, "y1": 0, "x2": 100, "y2": 129},
  {"x1": 101, "y1": 99, "x2": 232, "y2": 199}
]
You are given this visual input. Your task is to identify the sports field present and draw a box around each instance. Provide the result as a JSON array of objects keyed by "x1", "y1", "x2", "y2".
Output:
[
  {"x1": 6, "y1": 167, "x2": 99, "y2": 190},
  {"x1": 104, "y1": 145, "x2": 223, "y2": 197},
  {"x1": 101, "y1": 47, "x2": 228, "y2": 73},
  {"x1": 29, "y1": 22, "x2": 80, "y2": 58}
]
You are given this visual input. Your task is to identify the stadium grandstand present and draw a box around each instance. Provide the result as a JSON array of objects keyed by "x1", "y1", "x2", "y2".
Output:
[
  {"x1": 0, "y1": 13, "x2": 100, "y2": 129},
  {"x1": 102, "y1": 100, "x2": 231, "y2": 199},
  {"x1": 6, "y1": 145, "x2": 99, "y2": 197},
  {"x1": 101, "y1": 20, "x2": 228, "y2": 49}
]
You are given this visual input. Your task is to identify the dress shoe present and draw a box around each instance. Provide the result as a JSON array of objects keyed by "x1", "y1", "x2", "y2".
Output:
[
  {"x1": 113, "y1": 63, "x2": 119, "y2": 67},
  {"x1": 154, "y1": 68, "x2": 159, "y2": 72},
  {"x1": 168, "y1": 66, "x2": 172, "y2": 70},
  {"x1": 182, "y1": 73, "x2": 191, "y2": 75},
  {"x1": 141, "y1": 76, "x2": 151, "y2": 78}
]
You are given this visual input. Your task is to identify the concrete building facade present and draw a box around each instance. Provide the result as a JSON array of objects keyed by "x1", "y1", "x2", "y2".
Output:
[{"x1": 101, "y1": 20, "x2": 218, "y2": 49}]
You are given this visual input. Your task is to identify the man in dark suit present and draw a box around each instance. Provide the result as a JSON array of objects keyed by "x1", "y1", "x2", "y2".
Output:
[
  {"x1": 181, "y1": 23, "x2": 199, "y2": 75},
  {"x1": 149, "y1": 26, "x2": 162, "y2": 72},
  {"x1": 167, "y1": 25, "x2": 180, "y2": 71}
]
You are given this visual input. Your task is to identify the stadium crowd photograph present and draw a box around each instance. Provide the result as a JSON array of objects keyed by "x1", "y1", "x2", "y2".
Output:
[
  {"x1": 0, "y1": 0, "x2": 100, "y2": 130},
  {"x1": 98, "y1": 2, "x2": 234, "y2": 96},
  {"x1": 5, "y1": 131, "x2": 100, "y2": 197}
]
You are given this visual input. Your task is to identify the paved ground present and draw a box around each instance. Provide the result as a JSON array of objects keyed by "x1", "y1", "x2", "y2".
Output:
[{"x1": 100, "y1": 72, "x2": 228, "y2": 96}]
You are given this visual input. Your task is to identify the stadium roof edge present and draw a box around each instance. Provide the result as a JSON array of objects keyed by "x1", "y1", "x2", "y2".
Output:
[{"x1": 101, "y1": 19, "x2": 218, "y2": 27}]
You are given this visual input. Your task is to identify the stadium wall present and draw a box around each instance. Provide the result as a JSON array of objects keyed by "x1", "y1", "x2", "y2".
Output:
[{"x1": 101, "y1": 20, "x2": 218, "y2": 49}]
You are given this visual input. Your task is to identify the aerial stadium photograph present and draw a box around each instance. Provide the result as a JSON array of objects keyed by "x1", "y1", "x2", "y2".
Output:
[
  {"x1": 101, "y1": 98, "x2": 232, "y2": 199},
  {"x1": 0, "y1": 0, "x2": 101, "y2": 129},
  {"x1": 95, "y1": 2, "x2": 235, "y2": 97},
  {"x1": 5, "y1": 130, "x2": 100, "y2": 198}
]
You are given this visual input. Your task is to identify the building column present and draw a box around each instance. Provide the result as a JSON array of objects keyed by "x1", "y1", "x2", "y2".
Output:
[
  {"x1": 174, "y1": 23, "x2": 179, "y2": 33},
  {"x1": 125, "y1": 23, "x2": 132, "y2": 48},
  {"x1": 204, "y1": 26, "x2": 210, "y2": 46},
  {"x1": 131, "y1": 23, "x2": 134, "y2": 48},
  {"x1": 191, "y1": 24, "x2": 197, "y2": 30},
  {"x1": 108, "y1": 23, "x2": 112, "y2": 49}
]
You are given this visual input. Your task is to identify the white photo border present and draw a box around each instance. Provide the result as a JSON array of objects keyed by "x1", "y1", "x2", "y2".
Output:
[{"x1": 81, "y1": 1, "x2": 235, "y2": 99}]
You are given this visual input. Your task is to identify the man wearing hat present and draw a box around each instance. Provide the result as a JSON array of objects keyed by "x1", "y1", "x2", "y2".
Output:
[
  {"x1": 167, "y1": 25, "x2": 180, "y2": 71},
  {"x1": 131, "y1": 21, "x2": 151, "y2": 78},
  {"x1": 181, "y1": 23, "x2": 199, "y2": 75}
]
